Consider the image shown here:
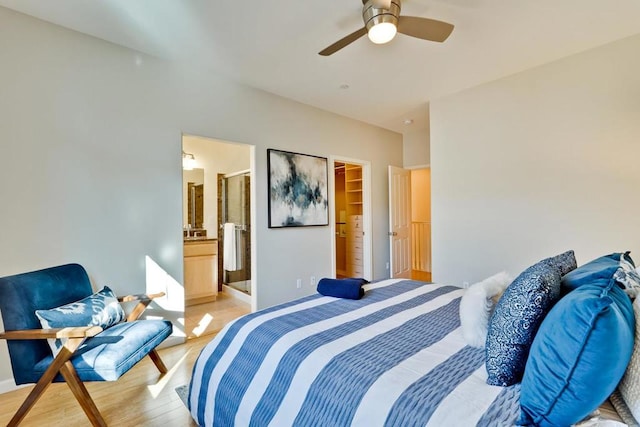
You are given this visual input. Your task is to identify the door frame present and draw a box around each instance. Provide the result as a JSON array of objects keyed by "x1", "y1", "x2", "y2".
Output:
[
  {"x1": 329, "y1": 156, "x2": 373, "y2": 281},
  {"x1": 182, "y1": 134, "x2": 257, "y2": 313}
]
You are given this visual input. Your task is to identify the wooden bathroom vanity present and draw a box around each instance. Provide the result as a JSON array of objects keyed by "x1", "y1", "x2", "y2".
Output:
[{"x1": 184, "y1": 238, "x2": 218, "y2": 306}]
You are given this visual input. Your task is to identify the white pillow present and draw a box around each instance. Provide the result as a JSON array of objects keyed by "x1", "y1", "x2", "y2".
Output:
[{"x1": 459, "y1": 272, "x2": 512, "y2": 348}]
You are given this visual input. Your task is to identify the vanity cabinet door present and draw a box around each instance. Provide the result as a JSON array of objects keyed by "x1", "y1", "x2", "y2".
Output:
[{"x1": 184, "y1": 242, "x2": 218, "y2": 305}]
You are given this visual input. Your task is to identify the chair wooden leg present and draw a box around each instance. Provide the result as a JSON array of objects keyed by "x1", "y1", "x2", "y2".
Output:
[
  {"x1": 7, "y1": 368, "x2": 56, "y2": 426},
  {"x1": 148, "y1": 348, "x2": 168, "y2": 374},
  {"x1": 60, "y1": 362, "x2": 107, "y2": 427},
  {"x1": 7, "y1": 339, "x2": 81, "y2": 426}
]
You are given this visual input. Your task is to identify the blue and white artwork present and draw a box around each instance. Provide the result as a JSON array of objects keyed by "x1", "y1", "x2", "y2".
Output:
[{"x1": 268, "y1": 149, "x2": 329, "y2": 227}]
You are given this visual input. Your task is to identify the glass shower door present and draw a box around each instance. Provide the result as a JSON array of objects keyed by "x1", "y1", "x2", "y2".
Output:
[{"x1": 222, "y1": 172, "x2": 251, "y2": 294}]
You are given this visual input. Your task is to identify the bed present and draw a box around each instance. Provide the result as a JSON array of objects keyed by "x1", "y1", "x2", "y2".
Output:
[
  {"x1": 186, "y1": 251, "x2": 640, "y2": 427},
  {"x1": 187, "y1": 279, "x2": 524, "y2": 426}
]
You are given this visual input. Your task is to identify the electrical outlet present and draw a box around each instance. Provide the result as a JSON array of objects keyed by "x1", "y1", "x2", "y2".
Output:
[
  {"x1": 463, "y1": 281, "x2": 470, "y2": 288},
  {"x1": 386, "y1": 262, "x2": 390, "y2": 270},
  {"x1": 296, "y1": 279, "x2": 302, "y2": 289},
  {"x1": 310, "y1": 276, "x2": 316, "y2": 287}
]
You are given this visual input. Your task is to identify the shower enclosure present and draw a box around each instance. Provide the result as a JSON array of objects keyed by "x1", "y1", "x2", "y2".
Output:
[{"x1": 219, "y1": 170, "x2": 251, "y2": 295}]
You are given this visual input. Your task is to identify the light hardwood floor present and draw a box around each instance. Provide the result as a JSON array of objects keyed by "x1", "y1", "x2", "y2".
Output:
[
  {"x1": 0, "y1": 292, "x2": 250, "y2": 427},
  {"x1": 185, "y1": 291, "x2": 250, "y2": 339}
]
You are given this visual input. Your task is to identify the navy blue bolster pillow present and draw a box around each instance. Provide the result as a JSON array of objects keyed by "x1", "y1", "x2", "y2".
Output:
[{"x1": 317, "y1": 278, "x2": 366, "y2": 300}]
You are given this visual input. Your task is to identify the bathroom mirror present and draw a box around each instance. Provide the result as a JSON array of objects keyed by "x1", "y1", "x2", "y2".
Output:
[{"x1": 183, "y1": 168, "x2": 204, "y2": 231}]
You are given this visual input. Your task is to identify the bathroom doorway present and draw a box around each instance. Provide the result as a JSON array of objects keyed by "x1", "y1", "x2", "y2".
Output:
[
  {"x1": 218, "y1": 170, "x2": 251, "y2": 302},
  {"x1": 182, "y1": 134, "x2": 254, "y2": 339}
]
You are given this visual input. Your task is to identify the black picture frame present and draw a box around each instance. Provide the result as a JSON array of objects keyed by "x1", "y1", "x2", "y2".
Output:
[{"x1": 267, "y1": 149, "x2": 329, "y2": 228}]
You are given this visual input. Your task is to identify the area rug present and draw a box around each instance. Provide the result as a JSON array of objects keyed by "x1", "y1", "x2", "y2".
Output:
[{"x1": 175, "y1": 384, "x2": 189, "y2": 408}]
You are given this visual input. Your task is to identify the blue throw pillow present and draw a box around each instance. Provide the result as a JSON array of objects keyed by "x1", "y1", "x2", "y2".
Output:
[
  {"x1": 35, "y1": 286, "x2": 125, "y2": 356},
  {"x1": 485, "y1": 257, "x2": 565, "y2": 386},
  {"x1": 317, "y1": 277, "x2": 367, "y2": 299},
  {"x1": 562, "y1": 252, "x2": 634, "y2": 292},
  {"x1": 518, "y1": 280, "x2": 634, "y2": 427}
]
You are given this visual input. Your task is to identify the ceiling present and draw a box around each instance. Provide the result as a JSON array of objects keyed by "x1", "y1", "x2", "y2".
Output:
[{"x1": 2, "y1": 0, "x2": 640, "y2": 133}]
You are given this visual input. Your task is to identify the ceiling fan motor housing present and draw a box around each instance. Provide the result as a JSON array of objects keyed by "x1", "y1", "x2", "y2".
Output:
[{"x1": 362, "y1": 0, "x2": 401, "y2": 32}]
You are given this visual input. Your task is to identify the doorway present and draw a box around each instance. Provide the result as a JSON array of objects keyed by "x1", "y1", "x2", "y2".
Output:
[
  {"x1": 331, "y1": 157, "x2": 372, "y2": 281},
  {"x1": 388, "y1": 166, "x2": 432, "y2": 281},
  {"x1": 410, "y1": 168, "x2": 431, "y2": 281},
  {"x1": 182, "y1": 134, "x2": 253, "y2": 339}
]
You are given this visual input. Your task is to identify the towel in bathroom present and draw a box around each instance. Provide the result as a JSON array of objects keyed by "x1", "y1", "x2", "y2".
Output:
[
  {"x1": 223, "y1": 222, "x2": 237, "y2": 271},
  {"x1": 317, "y1": 278, "x2": 366, "y2": 300},
  {"x1": 235, "y1": 229, "x2": 243, "y2": 271}
]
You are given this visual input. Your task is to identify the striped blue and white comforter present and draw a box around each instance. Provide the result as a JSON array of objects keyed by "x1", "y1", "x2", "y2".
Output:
[{"x1": 188, "y1": 279, "x2": 521, "y2": 427}]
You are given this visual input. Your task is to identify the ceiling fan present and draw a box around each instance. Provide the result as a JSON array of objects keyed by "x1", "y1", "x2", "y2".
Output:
[{"x1": 319, "y1": 0, "x2": 454, "y2": 56}]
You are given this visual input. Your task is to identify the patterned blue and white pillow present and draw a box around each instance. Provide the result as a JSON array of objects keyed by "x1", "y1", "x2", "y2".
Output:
[
  {"x1": 545, "y1": 250, "x2": 577, "y2": 276},
  {"x1": 35, "y1": 286, "x2": 125, "y2": 356},
  {"x1": 485, "y1": 260, "x2": 563, "y2": 386},
  {"x1": 614, "y1": 254, "x2": 640, "y2": 298}
]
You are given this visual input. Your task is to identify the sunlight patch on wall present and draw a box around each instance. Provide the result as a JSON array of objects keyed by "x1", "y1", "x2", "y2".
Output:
[{"x1": 145, "y1": 255, "x2": 185, "y2": 338}]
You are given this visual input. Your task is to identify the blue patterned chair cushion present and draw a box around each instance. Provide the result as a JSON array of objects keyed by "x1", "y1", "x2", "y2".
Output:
[
  {"x1": 561, "y1": 252, "x2": 634, "y2": 293},
  {"x1": 31, "y1": 320, "x2": 173, "y2": 383},
  {"x1": 485, "y1": 254, "x2": 570, "y2": 386},
  {"x1": 518, "y1": 280, "x2": 634, "y2": 426},
  {"x1": 35, "y1": 286, "x2": 125, "y2": 356}
]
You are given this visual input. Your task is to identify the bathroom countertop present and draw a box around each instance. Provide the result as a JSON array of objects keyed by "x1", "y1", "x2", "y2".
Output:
[{"x1": 183, "y1": 237, "x2": 217, "y2": 243}]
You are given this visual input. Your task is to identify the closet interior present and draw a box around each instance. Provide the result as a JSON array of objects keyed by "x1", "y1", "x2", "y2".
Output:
[{"x1": 334, "y1": 162, "x2": 363, "y2": 279}]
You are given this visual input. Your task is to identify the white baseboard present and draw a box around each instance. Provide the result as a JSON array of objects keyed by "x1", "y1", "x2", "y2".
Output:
[{"x1": 0, "y1": 378, "x2": 27, "y2": 395}]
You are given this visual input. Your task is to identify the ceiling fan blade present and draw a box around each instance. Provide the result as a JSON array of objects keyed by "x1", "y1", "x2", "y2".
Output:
[
  {"x1": 371, "y1": 0, "x2": 392, "y2": 8},
  {"x1": 319, "y1": 27, "x2": 367, "y2": 56},
  {"x1": 397, "y1": 16, "x2": 454, "y2": 42}
]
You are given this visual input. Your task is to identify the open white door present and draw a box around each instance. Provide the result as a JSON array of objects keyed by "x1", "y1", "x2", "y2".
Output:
[{"x1": 389, "y1": 166, "x2": 412, "y2": 279}]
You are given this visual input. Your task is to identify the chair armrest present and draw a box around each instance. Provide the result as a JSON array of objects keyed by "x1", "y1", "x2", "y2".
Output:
[
  {"x1": 0, "y1": 326, "x2": 103, "y2": 340},
  {"x1": 118, "y1": 292, "x2": 165, "y2": 322},
  {"x1": 118, "y1": 292, "x2": 165, "y2": 303}
]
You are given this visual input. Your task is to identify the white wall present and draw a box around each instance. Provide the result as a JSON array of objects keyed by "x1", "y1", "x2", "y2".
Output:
[
  {"x1": 0, "y1": 7, "x2": 402, "y2": 386},
  {"x1": 403, "y1": 116, "x2": 430, "y2": 168},
  {"x1": 430, "y1": 33, "x2": 640, "y2": 286}
]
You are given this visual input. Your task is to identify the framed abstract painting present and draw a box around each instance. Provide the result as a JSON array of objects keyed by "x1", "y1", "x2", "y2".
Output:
[{"x1": 267, "y1": 149, "x2": 329, "y2": 228}]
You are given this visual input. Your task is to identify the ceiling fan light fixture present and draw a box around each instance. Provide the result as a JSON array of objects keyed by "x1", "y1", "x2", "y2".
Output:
[
  {"x1": 318, "y1": 0, "x2": 453, "y2": 56},
  {"x1": 367, "y1": 22, "x2": 397, "y2": 44},
  {"x1": 363, "y1": 0, "x2": 400, "y2": 45}
]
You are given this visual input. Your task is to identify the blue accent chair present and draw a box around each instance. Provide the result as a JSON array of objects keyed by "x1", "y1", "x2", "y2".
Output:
[{"x1": 0, "y1": 263, "x2": 173, "y2": 426}]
